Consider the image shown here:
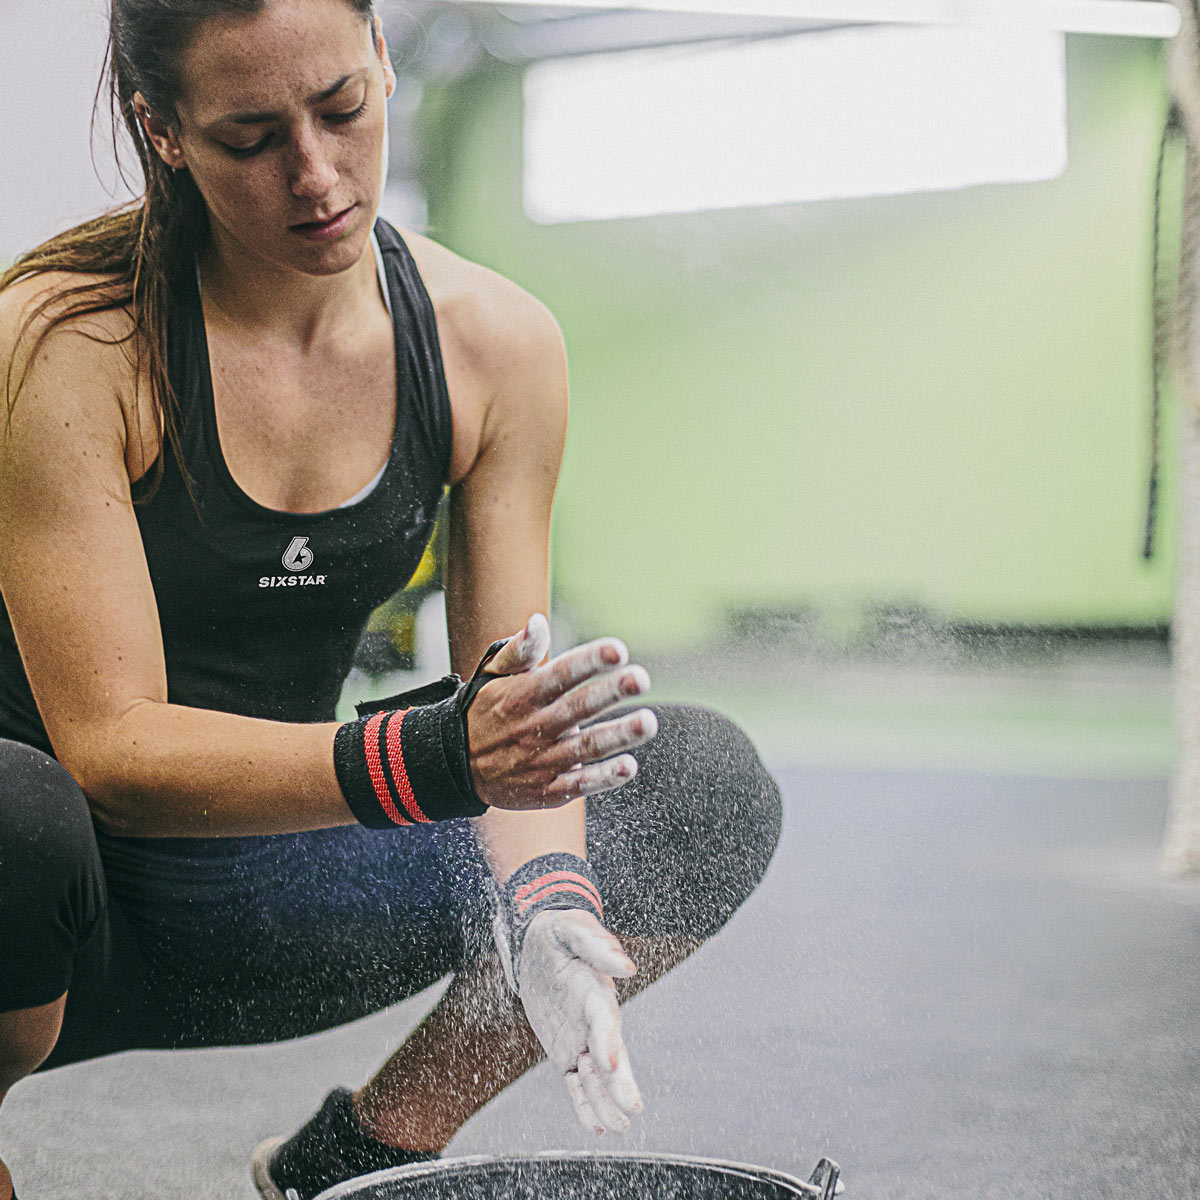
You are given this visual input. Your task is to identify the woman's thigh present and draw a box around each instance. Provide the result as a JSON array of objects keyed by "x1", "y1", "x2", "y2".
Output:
[
  {"x1": 12, "y1": 700, "x2": 782, "y2": 1068},
  {"x1": 85, "y1": 819, "x2": 494, "y2": 1053},
  {"x1": 99, "y1": 703, "x2": 782, "y2": 1049},
  {"x1": 0, "y1": 735, "x2": 490, "y2": 1067}
]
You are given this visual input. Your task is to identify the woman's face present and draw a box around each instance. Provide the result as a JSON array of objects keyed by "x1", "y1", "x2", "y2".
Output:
[{"x1": 149, "y1": 0, "x2": 396, "y2": 277}]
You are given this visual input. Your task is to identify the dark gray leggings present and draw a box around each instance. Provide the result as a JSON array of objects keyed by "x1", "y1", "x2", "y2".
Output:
[{"x1": 0, "y1": 705, "x2": 782, "y2": 1072}]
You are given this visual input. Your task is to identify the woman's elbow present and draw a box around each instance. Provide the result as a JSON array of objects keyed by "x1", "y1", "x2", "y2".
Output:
[{"x1": 53, "y1": 732, "x2": 145, "y2": 835}]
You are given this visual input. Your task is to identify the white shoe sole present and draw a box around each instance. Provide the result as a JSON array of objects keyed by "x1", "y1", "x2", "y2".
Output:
[{"x1": 250, "y1": 1136, "x2": 290, "y2": 1200}]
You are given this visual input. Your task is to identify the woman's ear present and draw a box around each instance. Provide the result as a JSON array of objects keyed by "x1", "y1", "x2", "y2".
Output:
[
  {"x1": 133, "y1": 92, "x2": 187, "y2": 170},
  {"x1": 374, "y1": 15, "x2": 397, "y2": 99}
]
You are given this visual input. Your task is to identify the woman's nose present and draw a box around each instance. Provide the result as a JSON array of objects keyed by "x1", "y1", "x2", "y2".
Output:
[{"x1": 287, "y1": 122, "x2": 339, "y2": 202}]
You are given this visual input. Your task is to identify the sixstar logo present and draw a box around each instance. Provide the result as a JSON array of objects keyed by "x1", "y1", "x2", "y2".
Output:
[
  {"x1": 259, "y1": 537, "x2": 327, "y2": 588},
  {"x1": 282, "y1": 536, "x2": 313, "y2": 572}
]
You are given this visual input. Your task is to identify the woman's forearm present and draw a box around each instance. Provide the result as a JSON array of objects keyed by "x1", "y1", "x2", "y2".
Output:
[
  {"x1": 76, "y1": 699, "x2": 349, "y2": 838},
  {"x1": 470, "y1": 799, "x2": 587, "y2": 885}
]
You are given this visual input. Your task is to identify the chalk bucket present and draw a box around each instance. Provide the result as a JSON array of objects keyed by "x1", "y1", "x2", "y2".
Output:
[{"x1": 312, "y1": 1152, "x2": 842, "y2": 1200}]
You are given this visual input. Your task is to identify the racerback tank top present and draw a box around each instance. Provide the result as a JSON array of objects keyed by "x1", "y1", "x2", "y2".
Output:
[{"x1": 0, "y1": 218, "x2": 452, "y2": 754}]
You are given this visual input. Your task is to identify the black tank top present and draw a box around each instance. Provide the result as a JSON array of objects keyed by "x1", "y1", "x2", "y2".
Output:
[{"x1": 0, "y1": 219, "x2": 452, "y2": 755}]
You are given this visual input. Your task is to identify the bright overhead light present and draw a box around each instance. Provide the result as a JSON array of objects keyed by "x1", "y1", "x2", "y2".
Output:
[
  {"x1": 454, "y1": 0, "x2": 1180, "y2": 39},
  {"x1": 524, "y1": 27, "x2": 1069, "y2": 222}
]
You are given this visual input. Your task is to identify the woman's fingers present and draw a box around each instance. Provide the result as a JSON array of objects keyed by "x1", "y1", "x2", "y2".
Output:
[
  {"x1": 508, "y1": 686, "x2": 659, "y2": 805},
  {"x1": 564, "y1": 1067, "x2": 606, "y2": 1136},
  {"x1": 541, "y1": 708, "x2": 658, "y2": 774},
  {"x1": 546, "y1": 755, "x2": 640, "y2": 800},
  {"x1": 577, "y1": 1052, "x2": 632, "y2": 1133},
  {"x1": 527, "y1": 638, "x2": 630, "y2": 705},
  {"x1": 604, "y1": 1040, "x2": 644, "y2": 1115},
  {"x1": 475, "y1": 623, "x2": 649, "y2": 724},
  {"x1": 556, "y1": 914, "x2": 638, "y2": 979},
  {"x1": 583, "y1": 990, "x2": 643, "y2": 1117},
  {"x1": 540, "y1": 665, "x2": 652, "y2": 735},
  {"x1": 464, "y1": 619, "x2": 660, "y2": 811},
  {"x1": 583, "y1": 987, "x2": 624, "y2": 1071}
]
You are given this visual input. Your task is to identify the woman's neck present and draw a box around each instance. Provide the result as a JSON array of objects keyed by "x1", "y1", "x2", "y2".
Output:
[{"x1": 196, "y1": 225, "x2": 381, "y2": 348}]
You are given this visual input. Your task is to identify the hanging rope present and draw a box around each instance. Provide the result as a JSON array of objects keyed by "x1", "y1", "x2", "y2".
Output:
[{"x1": 1145, "y1": 102, "x2": 1186, "y2": 560}]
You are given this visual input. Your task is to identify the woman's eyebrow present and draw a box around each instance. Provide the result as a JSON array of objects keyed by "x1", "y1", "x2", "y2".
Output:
[{"x1": 211, "y1": 69, "x2": 368, "y2": 126}]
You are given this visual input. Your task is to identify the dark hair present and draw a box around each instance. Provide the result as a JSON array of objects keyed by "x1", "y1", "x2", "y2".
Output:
[{"x1": 1, "y1": 0, "x2": 376, "y2": 493}]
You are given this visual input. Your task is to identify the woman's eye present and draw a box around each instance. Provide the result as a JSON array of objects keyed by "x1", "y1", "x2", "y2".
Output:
[
  {"x1": 325, "y1": 98, "x2": 369, "y2": 126},
  {"x1": 222, "y1": 136, "x2": 270, "y2": 159}
]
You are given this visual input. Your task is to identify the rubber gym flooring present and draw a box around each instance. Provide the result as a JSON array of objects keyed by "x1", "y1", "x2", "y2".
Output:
[{"x1": 2, "y1": 644, "x2": 1197, "y2": 1199}]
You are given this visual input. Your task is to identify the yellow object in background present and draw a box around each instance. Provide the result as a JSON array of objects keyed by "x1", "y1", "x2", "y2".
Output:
[{"x1": 358, "y1": 501, "x2": 447, "y2": 674}]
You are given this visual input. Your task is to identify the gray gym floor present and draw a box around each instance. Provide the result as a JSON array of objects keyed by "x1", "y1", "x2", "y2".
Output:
[{"x1": 3, "y1": 646, "x2": 1197, "y2": 1199}]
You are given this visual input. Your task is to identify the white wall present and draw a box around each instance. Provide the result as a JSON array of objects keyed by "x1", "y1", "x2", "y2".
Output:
[{"x1": 0, "y1": 0, "x2": 136, "y2": 264}]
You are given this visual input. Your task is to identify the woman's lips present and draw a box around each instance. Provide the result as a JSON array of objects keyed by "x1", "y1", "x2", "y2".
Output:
[{"x1": 290, "y1": 205, "x2": 356, "y2": 241}]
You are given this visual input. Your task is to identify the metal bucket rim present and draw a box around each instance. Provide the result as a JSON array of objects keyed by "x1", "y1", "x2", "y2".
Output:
[{"x1": 312, "y1": 1150, "x2": 823, "y2": 1200}]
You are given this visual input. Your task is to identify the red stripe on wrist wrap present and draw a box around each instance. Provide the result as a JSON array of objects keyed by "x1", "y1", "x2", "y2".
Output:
[
  {"x1": 514, "y1": 870, "x2": 603, "y2": 918},
  {"x1": 362, "y1": 712, "x2": 412, "y2": 826}
]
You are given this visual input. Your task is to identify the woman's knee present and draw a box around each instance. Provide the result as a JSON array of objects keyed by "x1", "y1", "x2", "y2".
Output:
[
  {"x1": 590, "y1": 704, "x2": 783, "y2": 940},
  {"x1": 0, "y1": 739, "x2": 103, "y2": 1014},
  {"x1": 0, "y1": 739, "x2": 96, "y2": 884}
]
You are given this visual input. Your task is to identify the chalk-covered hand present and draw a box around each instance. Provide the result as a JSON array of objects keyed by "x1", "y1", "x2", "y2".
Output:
[
  {"x1": 518, "y1": 909, "x2": 644, "y2": 1135},
  {"x1": 466, "y1": 613, "x2": 659, "y2": 811}
]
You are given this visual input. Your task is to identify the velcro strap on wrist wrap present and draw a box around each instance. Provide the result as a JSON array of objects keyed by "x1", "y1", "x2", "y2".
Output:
[{"x1": 494, "y1": 852, "x2": 604, "y2": 992}]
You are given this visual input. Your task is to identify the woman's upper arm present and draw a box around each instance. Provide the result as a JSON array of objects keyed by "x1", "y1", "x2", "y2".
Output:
[
  {"x1": 0, "y1": 282, "x2": 167, "y2": 789},
  {"x1": 442, "y1": 274, "x2": 569, "y2": 672},
  {"x1": 439, "y1": 272, "x2": 586, "y2": 877}
]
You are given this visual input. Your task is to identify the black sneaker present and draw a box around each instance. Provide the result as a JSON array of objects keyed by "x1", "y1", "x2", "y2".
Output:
[{"x1": 251, "y1": 1088, "x2": 440, "y2": 1200}]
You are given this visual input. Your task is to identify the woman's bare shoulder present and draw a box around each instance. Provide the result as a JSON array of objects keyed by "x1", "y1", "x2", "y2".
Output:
[
  {"x1": 0, "y1": 269, "x2": 139, "y2": 375},
  {"x1": 397, "y1": 229, "x2": 567, "y2": 484},
  {"x1": 0, "y1": 270, "x2": 146, "y2": 459},
  {"x1": 397, "y1": 229, "x2": 563, "y2": 371}
]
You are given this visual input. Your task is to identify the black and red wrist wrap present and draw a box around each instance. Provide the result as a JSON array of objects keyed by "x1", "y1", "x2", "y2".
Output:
[
  {"x1": 333, "y1": 696, "x2": 486, "y2": 826},
  {"x1": 496, "y1": 852, "x2": 605, "y2": 990},
  {"x1": 332, "y1": 638, "x2": 508, "y2": 828}
]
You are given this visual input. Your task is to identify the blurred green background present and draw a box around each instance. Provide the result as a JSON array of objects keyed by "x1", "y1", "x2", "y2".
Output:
[{"x1": 414, "y1": 33, "x2": 1180, "y2": 653}]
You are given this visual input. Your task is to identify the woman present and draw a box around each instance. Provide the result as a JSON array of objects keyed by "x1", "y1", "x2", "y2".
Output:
[{"x1": 0, "y1": 2, "x2": 783, "y2": 1198}]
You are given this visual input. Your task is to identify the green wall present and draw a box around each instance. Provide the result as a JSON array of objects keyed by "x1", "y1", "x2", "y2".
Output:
[{"x1": 420, "y1": 34, "x2": 1180, "y2": 652}]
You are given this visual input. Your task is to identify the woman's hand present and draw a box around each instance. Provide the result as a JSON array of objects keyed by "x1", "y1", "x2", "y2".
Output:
[
  {"x1": 466, "y1": 614, "x2": 659, "y2": 811},
  {"x1": 517, "y1": 908, "x2": 643, "y2": 1134}
]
